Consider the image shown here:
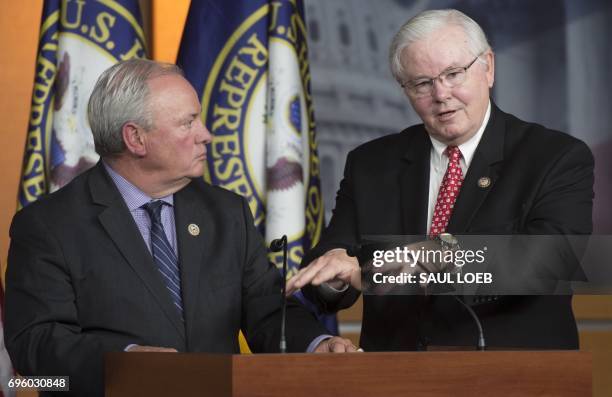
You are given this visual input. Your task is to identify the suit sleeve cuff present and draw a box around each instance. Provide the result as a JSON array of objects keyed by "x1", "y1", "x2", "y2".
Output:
[{"x1": 306, "y1": 335, "x2": 333, "y2": 353}]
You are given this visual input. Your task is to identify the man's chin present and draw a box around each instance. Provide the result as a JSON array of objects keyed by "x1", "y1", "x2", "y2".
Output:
[
  {"x1": 187, "y1": 164, "x2": 206, "y2": 179},
  {"x1": 428, "y1": 122, "x2": 478, "y2": 145}
]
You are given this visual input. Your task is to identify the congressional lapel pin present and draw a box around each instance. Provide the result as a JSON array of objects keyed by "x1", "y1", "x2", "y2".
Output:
[
  {"x1": 188, "y1": 223, "x2": 200, "y2": 236},
  {"x1": 477, "y1": 177, "x2": 491, "y2": 189}
]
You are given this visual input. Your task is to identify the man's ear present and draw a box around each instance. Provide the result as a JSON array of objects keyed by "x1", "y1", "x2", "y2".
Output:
[
  {"x1": 122, "y1": 122, "x2": 147, "y2": 156},
  {"x1": 485, "y1": 50, "x2": 495, "y2": 88}
]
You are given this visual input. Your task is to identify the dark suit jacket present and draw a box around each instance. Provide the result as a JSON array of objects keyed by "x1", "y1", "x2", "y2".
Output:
[
  {"x1": 303, "y1": 103, "x2": 594, "y2": 351},
  {"x1": 6, "y1": 163, "x2": 327, "y2": 396}
]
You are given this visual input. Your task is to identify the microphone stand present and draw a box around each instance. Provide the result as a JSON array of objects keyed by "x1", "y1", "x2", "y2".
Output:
[
  {"x1": 270, "y1": 235, "x2": 288, "y2": 353},
  {"x1": 438, "y1": 234, "x2": 486, "y2": 351},
  {"x1": 452, "y1": 295, "x2": 486, "y2": 351}
]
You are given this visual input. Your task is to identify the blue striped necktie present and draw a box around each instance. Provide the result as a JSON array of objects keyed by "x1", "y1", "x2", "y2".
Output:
[{"x1": 142, "y1": 201, "x2": 184, "y2": 320}]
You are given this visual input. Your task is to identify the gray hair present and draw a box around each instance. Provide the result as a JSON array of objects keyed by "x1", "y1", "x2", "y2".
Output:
[
  {"x1": 389, "y1": 9, "x2": 491, "y2": 83},
  {"x1": 87, "y1": 59, "x2": 184, "y2": 157}
]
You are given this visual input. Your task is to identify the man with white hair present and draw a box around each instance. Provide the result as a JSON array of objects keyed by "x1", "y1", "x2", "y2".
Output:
[{"x1": 287, "y1": 9, "x2": 594, "y2": 351}]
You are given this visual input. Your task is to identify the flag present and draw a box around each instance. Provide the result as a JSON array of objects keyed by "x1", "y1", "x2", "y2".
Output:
[
  {"x1": 18, "y1": 0, "x2": 146, "y2": 209},
  {"x1": 177, "y1": 0, "x2": 337, "y2": 336}
]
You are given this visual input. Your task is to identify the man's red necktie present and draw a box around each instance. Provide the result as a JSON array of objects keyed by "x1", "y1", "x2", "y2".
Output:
[{"x1": 429, "y1": 146, "x2": 463, "y2": 238}]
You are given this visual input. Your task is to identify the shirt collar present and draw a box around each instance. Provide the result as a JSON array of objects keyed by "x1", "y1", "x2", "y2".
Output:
[
  {"x1": 429, "y1": 100, "x2": 491, "y2": 167},
  {"x1": 103, "y1": 162, "x2": 174, "y2": 210}
]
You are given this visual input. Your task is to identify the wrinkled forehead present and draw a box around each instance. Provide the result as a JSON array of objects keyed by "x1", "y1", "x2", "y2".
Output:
[{"x1": 401, "y1": 25, "x2": 473, "y2": 78}]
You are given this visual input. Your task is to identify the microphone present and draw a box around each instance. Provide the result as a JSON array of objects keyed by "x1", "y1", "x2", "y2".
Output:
[
  {"x1": 269, "y1": 235, "x2": 288, "y2": 353},
  {"x1": 452, "y1": 295, "x2": 486, "y2": 351},
  {"x1": 270, "y1": 237, "x2": 285, "y2": 252}
]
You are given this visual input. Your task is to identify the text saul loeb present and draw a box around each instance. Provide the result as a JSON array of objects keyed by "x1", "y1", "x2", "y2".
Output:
[{"x1": 369, "y1": 246, "x2": 493, "y2": 285}]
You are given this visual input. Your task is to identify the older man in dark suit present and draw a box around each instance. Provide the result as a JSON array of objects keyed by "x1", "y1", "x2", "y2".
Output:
[
  {"x1": 5, "y1": 59, "x2": 354, "y2": 397},
  {"x1": 287, "y1": 9, "x2": 594, "y2": 351}
]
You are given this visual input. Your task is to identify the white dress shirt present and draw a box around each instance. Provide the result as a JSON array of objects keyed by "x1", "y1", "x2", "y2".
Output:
[{"x1": 427, "y1": 101, "x2": 491, "y2": 233}]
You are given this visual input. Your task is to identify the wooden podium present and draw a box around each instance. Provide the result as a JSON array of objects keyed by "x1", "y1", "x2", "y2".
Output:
[{"x1": 105, "y1": 351, "x2": 591, "y2": 396}]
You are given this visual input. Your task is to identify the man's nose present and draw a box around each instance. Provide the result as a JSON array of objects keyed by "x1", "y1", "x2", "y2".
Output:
[
  {"x1": 196, "y1": 119, "x2": 212, "y2": 144},
  {"x1": 431, "y1": 78, "x2": 452, "y2": 102}
]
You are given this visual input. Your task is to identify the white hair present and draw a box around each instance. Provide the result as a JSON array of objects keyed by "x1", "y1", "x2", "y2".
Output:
[
  {"x1": 87, "y1": 59, "x2": 184, "y2": 157},
  {"x1": 389, "y1": 9, "x2": 491, "y2": 83}
]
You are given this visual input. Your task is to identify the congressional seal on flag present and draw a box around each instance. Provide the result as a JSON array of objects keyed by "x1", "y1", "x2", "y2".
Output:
[
  {"x1": 179, "y1": 0, "x2": 324, "y2": 279},
  {"x1": 19, "y1": 0, "x2": 146, "y2": 208}
]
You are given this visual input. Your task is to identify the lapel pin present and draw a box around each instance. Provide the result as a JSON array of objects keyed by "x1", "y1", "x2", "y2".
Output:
[
  {"x1": 188, "y1": 223, "x2": 200, "y2": 236},
  {"x1": 477, "y1": 177, "x2": 491, "y2": 189}
]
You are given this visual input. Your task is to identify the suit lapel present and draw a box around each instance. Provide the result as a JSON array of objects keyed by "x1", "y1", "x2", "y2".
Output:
[
  {"x1": 89, "y1": 163, "x2": 186, "y2": 341},
  {"x1": 400, "y1": 129, "x2": 432, "y2": 235},
  {"x1": 174, "y1": 182, "x2": 212, "y2": 346},
  {"x1": 447, "y1": 104, "x2": 505, "y2": 233}
]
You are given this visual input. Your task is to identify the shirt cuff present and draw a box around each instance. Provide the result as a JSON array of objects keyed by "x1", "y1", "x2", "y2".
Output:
[
  {"x1": 322, "y1": 281, "x2": 349, "y2": 293},
  {"x1": 124, "y1": 344, "x2": 138, "y2": 352},
  {"x1": 306, "y1": 334, "x2": 333, "y2": 352}
]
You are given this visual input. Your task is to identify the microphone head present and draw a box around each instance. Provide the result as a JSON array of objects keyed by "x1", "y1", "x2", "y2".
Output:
[{"x1": 269, "y1": 237, "x2": 286, "y2": 252}]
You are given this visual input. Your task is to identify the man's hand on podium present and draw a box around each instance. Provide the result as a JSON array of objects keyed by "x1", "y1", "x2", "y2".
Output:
[
  {"x1": 313, "y1": 336, "x2": 361, "y2": 353},
  {"x1": 126, "y1": 345, "x2": 178, "y2": 353}
]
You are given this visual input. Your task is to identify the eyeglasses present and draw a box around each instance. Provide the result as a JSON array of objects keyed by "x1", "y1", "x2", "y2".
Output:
[{"x1": 401, "y1": 55, "x2": 482, "y2": 97}]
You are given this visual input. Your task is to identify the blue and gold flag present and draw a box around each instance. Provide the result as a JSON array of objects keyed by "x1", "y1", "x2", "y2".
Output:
[
  {"x1": 18, "y1": 0, "x2": 146, "y2": 209},
  {"x1": 177, "y1": 0, "x2": 335, "y2": 334}
]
